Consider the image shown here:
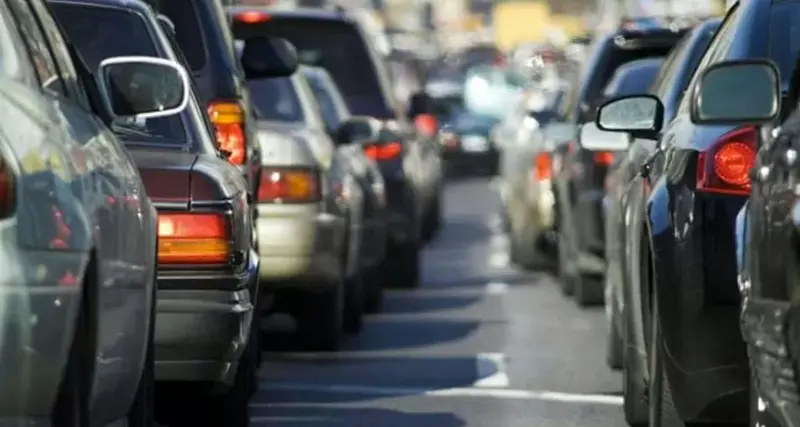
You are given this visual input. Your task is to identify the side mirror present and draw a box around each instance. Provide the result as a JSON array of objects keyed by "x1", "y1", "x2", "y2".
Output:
[
  {"x1": 156, "y1": 14, "x2": 176, "y2": 36},
  {"x1": 240, "y1": 36, "x2": 298, "y2": 79},
  {"x1": 596, "y1": 94, "x2": 664, "y2": 139},
  {"x1": 96, "y1": 56, "x2": 189, "y2": 120},
  {"x1": 414, "y1": 113, "x2": 439, "y2": 137},
  {"x1": 335, "y1": 116, "x2": 380, "y2": 145},
  {"x1": 690, "y1": 59, "x2": 780, "y2": 125},
  {"x1": 579, "y1": 122, "x2": 630, "y2": 151}
]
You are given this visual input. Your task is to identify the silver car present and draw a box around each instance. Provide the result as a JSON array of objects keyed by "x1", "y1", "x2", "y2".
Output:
[
  {"x1": 247, "y1": 68, "x2": 368, "y2": 351},
  {"x1": 0, "y1": 0, "x2": 167, "y2": 424}
]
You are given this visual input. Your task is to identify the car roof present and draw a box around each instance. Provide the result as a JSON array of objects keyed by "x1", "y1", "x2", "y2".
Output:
[{"x1": 49, "y1": 0, "x2": 152, "y2": 14}]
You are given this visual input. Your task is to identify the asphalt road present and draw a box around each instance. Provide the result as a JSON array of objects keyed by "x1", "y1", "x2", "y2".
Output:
[{"x1": 253, "y1": 177, "x2": 626, "y2": 427}]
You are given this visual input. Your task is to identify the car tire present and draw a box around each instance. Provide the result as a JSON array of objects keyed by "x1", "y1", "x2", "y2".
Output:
[
  {"x1": 53, "y1": 264, "x2": 93, "y2": 427},
  {"x1": 363, "y1": 265, "x2": 384, "y2": 314},
  {"x1": 127, "y1": 263, "x2": 156, "y2": 427},
  {"x1": 605, "y1": 304, "x2": 623, "y2": 371},
  {"x1": 197, "y1": 338, "x2": 254, "y2": 427},
  {"x1": 648, "y1": 291, "x2": 683, "y2": 427},
  {"x1": 297, "y1": 287, "x2": 342, "y2": 352},
  {"x1": 385, "y1": 241, "x2": 420, "y2": 288},
  {"x1": 421, "y1": 195, "x2": 442, "y2": 242},
  {"x1": 623, "y1": 321, "x2": 648, "y2": 427},
  {"x1": 343, "y1": 271, "x2": 364, "y2": 334},
  {"x1": 574, "y1": 275, "x2": 604, "y2": 307},
  {"x1": 247, "y1": 313, "x2": 261, "y2": 398}
]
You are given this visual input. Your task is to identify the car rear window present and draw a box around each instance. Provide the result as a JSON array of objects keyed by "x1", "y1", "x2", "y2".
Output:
[
  {"x1": 602, "y1": 59, "x2": 663, "y2": 98},
  {"x1": 50, "y1": 3, "x2": 188, "y2": 144},
  {"x1": 232, "y1": 17, "x2": 394, "y2": 118},
  {"x1": 590, "y1": 43, "x2": 675, "y2": 102},
  {"x1": 246, "y1": 77, "x2": 304, "y2": 123},
  {"x1": 769, "y1": 1, "x2": 800, "y2": 91},
  {"x1": 155, "y1": 0, "x2": 207, "y2": 71}
]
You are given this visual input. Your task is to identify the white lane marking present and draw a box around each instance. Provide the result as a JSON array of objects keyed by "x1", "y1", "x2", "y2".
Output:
[
  {"x1": 488, "y1": 252, "x2": 509, "y2": 268},
  {"x1": 253, "y1": 382, "x2": 623, "y2": 406},
  {"x1": 474, "y1": 352, "x2": 509, "y2": 387},
  {"x1": 485, "y1": 282, "x2": 508, "y2": 295}
]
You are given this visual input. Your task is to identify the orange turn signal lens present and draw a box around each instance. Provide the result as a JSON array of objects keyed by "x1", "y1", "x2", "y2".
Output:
[
  {"x1": 534, "y1": 153, "x2": 552, "y2": 181},
  {"x1": 257, "y1": 168, "x2": 321, "y2": 203},
  {"x1": 157, "y1": 213, "x2": 230, "y2": 265}
]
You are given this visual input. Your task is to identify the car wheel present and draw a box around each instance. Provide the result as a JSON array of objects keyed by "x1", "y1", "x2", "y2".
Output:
[
  {"x1": 605, "y1": 279, "x2": 623, "y2": 371},
  {"x1": 557, "y1": 232, "x2": 575, "y2": 296},
  {"x1": 247, "y1": 314, "x2": 261, "y2": 398},
  {"x1": 623, "y1": 320, "x2": 648, "y2": 426},
  {"x1": 648, "y1": 291, "x2": 683, "y2": 427},
  {"x1": 197, "y1": 339, "x2": 254, "y2": 427},
  {"x1": 385, "y1": 241, "x2": 420, "y2": 288},
  {"x1": 421, "y1": 195, "x2": 441, "y2": 242},
  {"x1": 296, "y1": 286, "x2": 343, "y2": 352},
  {"x1": 128, "y1": 263, "x2": 156, "y2": 427},
  {"x1": 574, "y1": 275, "x2": 604, "y2": 307},
  {"x1": 363, "y1": 265, "x2": 384, "y2": 314},
  {"x1": 343, "y1": 271, "x2": 364, "y2": 334}
]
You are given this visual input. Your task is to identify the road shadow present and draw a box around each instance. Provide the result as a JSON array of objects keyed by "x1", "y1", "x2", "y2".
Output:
[
  {"x1": 251, "y1": 405, "x2": 465, "y2": 427},
  {"x1": 379, "y1": 293, "x2": 483, "y2": 314},
  {"x1": 422, "y1": 273, "x2": 542, "y2": 289},
  {"x1": 259, "y1": 355, "x2": 484, "y2": 393},
  {"x1": 264, "y1": 318, "x2": 481, "y2": 352},
  {"x1": 425, "y1": 218, "x2": 492, "y2": 251}
]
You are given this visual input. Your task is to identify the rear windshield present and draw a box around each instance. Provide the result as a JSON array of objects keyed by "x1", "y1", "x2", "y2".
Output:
[
  {"x1": 232, "y1": 17, "x2": 393, "y2": 118},
  {"x1": 246, "y1": 77, "x2": 304, "y2": 123},
  {"x1": 50, "y1": 3, "x2": 188, "y2": 144},
  {"x1": 602, "y1": 60, "x2": 663, "y2": 98},
  {"x1": 155, "y1": 0, "x2": 206, "y2": 71},
  {"x1": 769, "y1": 1, "x2": 800, "y2": 91},
  {"x1": 303, "y1": 73, "x2": 342, "y2": 130}
]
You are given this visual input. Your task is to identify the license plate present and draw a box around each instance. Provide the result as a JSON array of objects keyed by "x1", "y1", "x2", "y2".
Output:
[{"x1": 461, "y1": 136, "x2": 488, "y2": 152}]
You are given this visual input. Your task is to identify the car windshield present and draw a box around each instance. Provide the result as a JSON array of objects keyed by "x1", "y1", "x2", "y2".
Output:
[
  {"x1": 50, "y1": 3, "x2": 188, "y2": 144},
  {"x1": 246, "y1": 77, "x2": 305, "y2": 123},
  {"x1": 232, "y1": 17, "x2": 394, "y2": 118}
]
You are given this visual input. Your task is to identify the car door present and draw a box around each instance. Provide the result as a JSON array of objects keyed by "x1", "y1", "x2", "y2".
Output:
[{"x1": 14, "y1": 0, "x2": 151, "y2": 420}]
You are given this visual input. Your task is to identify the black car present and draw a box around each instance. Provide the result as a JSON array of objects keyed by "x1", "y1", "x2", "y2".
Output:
[
  {"x1": 595, "y1": 0, "x2": 800, "y2": 423},
  {"x1": 438, "y1": 109, "x2": 500, "y2": 176},
  {"x1": 553, "y1": 26, "x2": 685, "y2": 305},
  {"x1": 144, "y1": 0, "x2": 264, "y2": 201},
  {"x1": 229, "y1": 6, "x2": 445, "y2": 288}
]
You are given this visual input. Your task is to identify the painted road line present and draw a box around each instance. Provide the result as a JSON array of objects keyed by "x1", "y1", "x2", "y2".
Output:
[
  {"x1": 473, "y1": 352, "x2": 509, "y2": 388},
  {"x1": 253, "y1": 382, "x2": 623, "y2": 406},
  {"x1": 485, "y1": 282, "x2": 508, "y2": 295}
]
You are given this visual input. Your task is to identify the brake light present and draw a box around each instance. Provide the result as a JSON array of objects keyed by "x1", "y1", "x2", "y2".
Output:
[
  {"x1": 364, "y1": 142, "x2": 402, "y2": 161},
  {"x1": 696, "y1": 126, "x2": 756, "y2": 196},
  {"x1": 594, "y1": 151, "x2": 615, "y2": 166},
  {"x1": 208, "y1": 101, "x2": 246, "y2": 165},
  {"x1": 158, "y1": 213, "x2": 230, "y2": 265},
  {"x1": 257, "y1": 168, "x2": 321, "y2": 203},
  {"x1": 0, "y1": 158, "x2": 15, "y2": 219},
  {"x1": 234, "y1": 10, "x2": 271, "y2": 23},
  {"x1": 534, "y1": 153, "x2": 552, "y2": 181}
]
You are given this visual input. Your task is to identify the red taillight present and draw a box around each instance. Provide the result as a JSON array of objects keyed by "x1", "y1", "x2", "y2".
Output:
[
  {"x1": 696, "y1": 126, "x2": 756, "y2": 196},
  {"x1": 208, "y1": 101, "x2": 246, "y2": 165},
  {"x1": 364, "y1": 142, "x2": 402, "y2": 161},
  {"x1": 157, "y1": 213, "x2": 230, "y2": 265},
  {"x1": 234, "y1": 10, "x2": 271, "y2": 23},
  {"x1": 0, "y1": 159, "x2": 15, "y2": 219},
  {"x1": 534, "y1": 153, "x2": 552, "y2": 181},
  {"x1": 594, "y1": 151, "x2": 615, "y2": 166},
  {"x1": 257, "y1": 168, "x2": 321, "y2": 203}
]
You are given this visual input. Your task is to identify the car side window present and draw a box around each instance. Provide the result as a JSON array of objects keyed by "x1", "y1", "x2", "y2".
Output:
[
  {"x1": 651, "y1": 38, "x2": 687, "y2": 98},
  {"x1": 676, "y1": 4, "x2": 741, "y2": 116},
  {"x1": 5, "y1": 0, "x2": 67, "y2": 97},
  {"x1": 25, "y1": 0, "x2": 92, "y2": 110}
]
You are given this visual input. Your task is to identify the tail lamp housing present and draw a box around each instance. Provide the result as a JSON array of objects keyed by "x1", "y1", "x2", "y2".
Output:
[
  {"x1": 257, "y1": 167, "x2": 321, "y2": 203},
  {"x1": 208, "y1": 101, "x2": 246, "y2": 166},
  {"x1": 364, "y1": 142, "x2": 402, "y2": 161},
  {"x1": 158, "y1": 213, "x2": 231, "y2": 265},
  {"x1": 696, "y1": 126, "x2": 756, "y2": 196},
  {"x1": 533, "y1": 152, "x2": 552, "y2": 181}
]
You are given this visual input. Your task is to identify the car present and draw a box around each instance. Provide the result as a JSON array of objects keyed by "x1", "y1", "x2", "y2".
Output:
[
  {"x1": 0, "y1": 0, "x2": 166, "y2": 424},
  {"x1": 597, "y1": 0, "x2": 800, "y2": 422},
  {"x1": 301, "y1": 65, "x2": 388, "y2": 312},
  {"x1": 243, "y1": 66, "x2": 376, "y2": 348},
  {"x1": 600, "y1": 18, "x2": 719, "y2": 381},
  {"x1": 50, "y1": 1, "x2": 296, "y2": 425},
  {"x1": 229, "y1": 6, "x2": 445, "y2": 287},
  {"x1": 144, "y1": 0, "x2": 264, "y2": 202},
  {"x1": 552, "y1": 26, "x2": 685, "y2": 306}
]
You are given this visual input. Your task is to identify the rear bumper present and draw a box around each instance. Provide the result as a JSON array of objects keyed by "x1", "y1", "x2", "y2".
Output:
[
  {"x1": 742, "y1": 297, "x2": 800, "y2": 426},
  {"x1": 443, "y1": 149, "x2": 499, "y2": 172},
  {"x1": 154, "y1": 252, "x2": 258, "y2": 384},
  {"x1": 255, "y1": 204, "x2": 346, "y2": 288}
]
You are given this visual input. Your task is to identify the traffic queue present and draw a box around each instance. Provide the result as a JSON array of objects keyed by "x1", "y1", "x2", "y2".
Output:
[
  {"x1": 490, "y1": 1, "x2": 800, "y2": 426},
  {"x1": 0, "y1": 1, "x2": 445, "y2": 426}
]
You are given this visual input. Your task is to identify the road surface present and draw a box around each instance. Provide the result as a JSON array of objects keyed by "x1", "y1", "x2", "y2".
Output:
[{"x1": 253, "y1": 177, "x2": 626, "y2": 427}]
